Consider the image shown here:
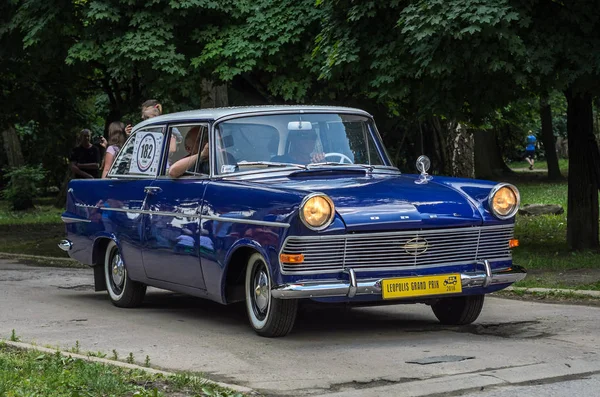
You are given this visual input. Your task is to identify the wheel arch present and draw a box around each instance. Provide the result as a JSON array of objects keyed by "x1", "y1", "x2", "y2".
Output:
[
  {"x1": 91, "y1": 236, "x2": 117, "y2": 292},
  {"x1": 222, "y1": 240, "x2": 271, "y2": 304}
]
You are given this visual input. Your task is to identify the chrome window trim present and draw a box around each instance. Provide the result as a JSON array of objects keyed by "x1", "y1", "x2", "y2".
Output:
[
  {"x1": 107, "y1": 125, "x2": 167, "y2": 179},
  {"x1": 162, "y1": 122, "x2": 211, "y2": 178},
  {"x1": 278, "y1": 224, "x2": 514, "y2": 275}
]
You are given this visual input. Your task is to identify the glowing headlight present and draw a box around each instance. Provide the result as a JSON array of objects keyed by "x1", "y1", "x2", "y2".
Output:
[
  {"x1": 300, "y1": 194, "x2": 335, "y2": 230},
  {"x1": 488, "y1": 184, "x2": 520, "y2": 220}
]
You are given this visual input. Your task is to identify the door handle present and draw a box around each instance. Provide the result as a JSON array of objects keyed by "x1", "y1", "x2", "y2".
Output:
[{"x1": 144, "y1": 186, "x2": 162, "y2": 195}]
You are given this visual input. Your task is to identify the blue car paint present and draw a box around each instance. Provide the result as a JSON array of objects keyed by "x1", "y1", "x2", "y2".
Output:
[
  {"x1": 63, "y1": 170, "x2": 516, "y2": 304},
  {"x1": 62, "y1": 107, "x2": 520, "y2": 308}
]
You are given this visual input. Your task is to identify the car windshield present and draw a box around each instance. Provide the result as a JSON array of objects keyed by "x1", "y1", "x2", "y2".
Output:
[{"x1": 214, "y1": 113, "x2": 387, "y2": 175}]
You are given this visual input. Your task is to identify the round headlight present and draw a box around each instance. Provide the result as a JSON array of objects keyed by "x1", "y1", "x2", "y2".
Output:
[
  {"x1": 488, "y1": 184, "x2": 520, "y2": 219},
  {"x1": 300, "y1": 194, "x2": 335, "y2": 231}
]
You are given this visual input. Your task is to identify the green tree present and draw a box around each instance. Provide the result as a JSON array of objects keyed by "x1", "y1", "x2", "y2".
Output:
[{"x1": 313, "y1": 0, "x2": 600, "y2": 250}]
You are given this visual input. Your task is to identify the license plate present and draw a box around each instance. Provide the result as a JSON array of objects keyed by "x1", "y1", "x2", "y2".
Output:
[{"x1": 382, "y1": 274, "x2": 462, "y2": 299}]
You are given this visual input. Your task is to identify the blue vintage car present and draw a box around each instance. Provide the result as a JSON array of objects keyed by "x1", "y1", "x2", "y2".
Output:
[{"x1": 60, "y1": 106, "x2": 525, "y2": 337}]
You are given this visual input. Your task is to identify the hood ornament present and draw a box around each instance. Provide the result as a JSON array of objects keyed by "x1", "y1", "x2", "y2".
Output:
[{"x1": 415, "y1": 155, "x2": 433, "y2": 185}]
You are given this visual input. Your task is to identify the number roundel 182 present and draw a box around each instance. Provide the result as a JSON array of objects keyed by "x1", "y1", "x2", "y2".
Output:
[{"x1": 136, "y1": 134, "x2": 156, "y2": 172}]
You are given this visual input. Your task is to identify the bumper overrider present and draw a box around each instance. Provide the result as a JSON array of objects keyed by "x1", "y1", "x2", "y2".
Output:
[{"x1": 271, "y1": 260, "x2": 526, "y2": 299}]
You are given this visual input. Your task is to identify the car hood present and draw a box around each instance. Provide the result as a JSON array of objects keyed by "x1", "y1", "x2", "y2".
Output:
[{"x1": 254, "y1": 173, "x2": 483, "y2": 231}]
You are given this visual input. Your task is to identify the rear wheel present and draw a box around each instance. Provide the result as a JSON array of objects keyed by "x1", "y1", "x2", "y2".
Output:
[
  {"x1": 104, "y1": 241, "x2": 146, "y2": 308},
  {"x1": 431, "y1": 295, "x2": 484, "y2": 325},
  {"x1": 245, "y1": 252, "x2": 297, "y2": 337}
]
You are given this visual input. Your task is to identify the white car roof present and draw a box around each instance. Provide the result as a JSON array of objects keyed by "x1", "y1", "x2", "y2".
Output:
[{"x1": 133, "y1": 105, "x2": 372, "y2": 130}]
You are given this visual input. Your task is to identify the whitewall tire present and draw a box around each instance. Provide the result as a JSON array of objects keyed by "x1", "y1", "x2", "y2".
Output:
[
  {"x1": 104, "y1": 240, "x2": 146, "y2": 308},
  {"x1": 245, "y1": 252, "x2": 297, "y2": 337}
]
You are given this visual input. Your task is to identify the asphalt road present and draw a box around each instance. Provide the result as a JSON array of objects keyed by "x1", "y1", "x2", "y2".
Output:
[{"x1": 1, "y1": 259, "x2": 600, "y2": 396}]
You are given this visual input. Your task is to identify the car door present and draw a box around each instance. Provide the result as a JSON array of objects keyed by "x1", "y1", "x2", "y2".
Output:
[
  {"x1": 101, "y1": 125, "x2": 167, "y2": 277},
  {"x1": 141, "y1": 124, "x2": 209, "y2": 290}
]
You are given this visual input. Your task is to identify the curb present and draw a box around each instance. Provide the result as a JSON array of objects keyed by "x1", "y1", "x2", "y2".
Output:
[
  {"x1": 505, "y1": 286, "x2": 600, "y2": 298},
  {"x1": 1, "y1": 340, "x2": 254, "y2": 395}
]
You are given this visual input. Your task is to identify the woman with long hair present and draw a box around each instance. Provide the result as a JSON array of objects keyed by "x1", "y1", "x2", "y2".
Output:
[{"x1": 101, "y1": 121, "x2": 127, "y2": 178}]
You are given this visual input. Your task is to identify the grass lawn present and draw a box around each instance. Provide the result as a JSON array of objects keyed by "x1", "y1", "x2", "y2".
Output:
[
  {"x1": 509, "y1": 174, "x2": 600, "y2": 290},
  {"x1": 0, "y1": 197, "x2": 67, "y2": 258},
  {"x1": 0, "y1": 343, "x2": 242, "y2": 397}
]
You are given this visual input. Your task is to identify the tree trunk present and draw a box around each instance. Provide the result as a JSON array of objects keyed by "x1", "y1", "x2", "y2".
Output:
[
  {"x1": 1, "y1": 125, "x2": 25, "y2": 168},
  {"x1": 540, "y1": 93, "x2": 562, "y2": 180},
  {"x1": 201, "y1": 80, "x2": 229, "y2": 108},
  {"x1": 446, "y1": 123, "x2": 474, "y2": 178},
  {"x1": 565, "y1": 90, "x2": 600, "y2": 250},
  {"x1": 474, "y1": 129, "x2": 513, "y2": 179}
]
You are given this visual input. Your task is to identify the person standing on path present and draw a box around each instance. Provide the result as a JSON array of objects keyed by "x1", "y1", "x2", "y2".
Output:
[
  {"x1": 70, "y1": 129, "x2": 101, "y2": 179},
  {"x1": 525, "y1": 131, "x2": 537, "y2": 170}
]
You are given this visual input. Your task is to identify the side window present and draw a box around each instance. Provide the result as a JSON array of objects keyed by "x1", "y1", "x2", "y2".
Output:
[
  {"x1": 109, "y1": 126, "x2": 165, "y2": 177},
  {"x1": 164, "y1": 124, "x2": 209, "y2": 176}
]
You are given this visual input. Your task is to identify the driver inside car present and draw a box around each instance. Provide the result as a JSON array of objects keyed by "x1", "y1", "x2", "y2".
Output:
[
  {"x1": 271, "y1": 129, "x2": 325, "y2": 165},
  {"x1": 169, "y1": 126, "x2": 209, "y2": 178}
]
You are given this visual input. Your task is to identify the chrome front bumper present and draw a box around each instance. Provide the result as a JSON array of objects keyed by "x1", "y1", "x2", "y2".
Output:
[{"x1": 271, "y1": 262, "x2": 527, "y2": 300}]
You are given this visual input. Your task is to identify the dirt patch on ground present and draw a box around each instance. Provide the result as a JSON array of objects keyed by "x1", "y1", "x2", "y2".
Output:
[{"x1": 0, "y1": 223, "x2": 68, "y2": 258}]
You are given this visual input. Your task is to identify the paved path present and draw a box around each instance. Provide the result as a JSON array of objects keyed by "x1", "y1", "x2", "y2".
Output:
[{"x1": 1, "y1": 260, "x2": 599, "y2": 396}]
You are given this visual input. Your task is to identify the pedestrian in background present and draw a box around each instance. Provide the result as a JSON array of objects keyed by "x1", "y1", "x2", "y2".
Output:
[
  {"x1": 102, "y1": 121, "x2": 127, "y2": 178},
  {"x1": 70, "y1": 129, "x2": 101, "y2": 179},
  {"x1": 525, "y1": 131, "x2": 537, "y2": 170}
]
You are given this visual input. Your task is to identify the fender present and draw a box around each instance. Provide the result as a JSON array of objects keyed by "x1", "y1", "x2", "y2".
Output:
[
  {"x1": 91, "y1": 232, "x2": 146, "y2": 283},
  {"x1": 217, "y1": 238, "x2": 272, "y2": 304}
]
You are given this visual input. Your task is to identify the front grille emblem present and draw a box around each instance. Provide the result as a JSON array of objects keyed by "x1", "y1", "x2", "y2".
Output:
[{"x1": 403, "y1": 237, "x2": 429, "y2": 256}]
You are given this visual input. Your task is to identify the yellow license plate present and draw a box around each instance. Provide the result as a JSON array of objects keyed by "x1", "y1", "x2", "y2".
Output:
[{"x1": 382, "y1": 274, "x2": 462, "y2": 299}]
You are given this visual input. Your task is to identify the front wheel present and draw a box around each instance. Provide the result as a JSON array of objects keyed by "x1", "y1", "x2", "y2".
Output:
[
  {"x1": 245, "y1": 252, "x2": 297, "y2": 337},
  {"x1": 431, "y1": 295, "x2": 484, "y2": 325},
  {"x1": 104, "y1": 240, "x2": 146, "y2": 308}
]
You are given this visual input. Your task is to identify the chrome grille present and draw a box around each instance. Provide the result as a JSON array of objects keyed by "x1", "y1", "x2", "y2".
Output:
[{"x1": 280, "y1": 225, "x2": 514, "y2": 273}]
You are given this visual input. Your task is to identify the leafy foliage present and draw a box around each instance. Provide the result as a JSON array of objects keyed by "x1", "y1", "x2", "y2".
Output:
[{"x1": 2, "y1": 165, "x2": 46, "y2": 210}]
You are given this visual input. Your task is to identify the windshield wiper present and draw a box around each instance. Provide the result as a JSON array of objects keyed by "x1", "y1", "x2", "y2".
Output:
[
  {"x1": 236, "y1": 161, "x2": 307, "y2": 169},
  {"x1": 306, "y1": 162, "x2": 374, "y2": 173}
]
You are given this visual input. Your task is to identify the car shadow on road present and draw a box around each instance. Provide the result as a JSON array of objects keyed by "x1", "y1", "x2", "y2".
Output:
[{"x1": 66, "y1": 291, "x2": 546, "y2": 340}]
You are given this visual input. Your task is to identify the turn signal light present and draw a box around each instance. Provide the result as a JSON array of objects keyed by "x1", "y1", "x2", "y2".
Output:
[
  {"x1": 509, "y1": 239, "x2": 519, "y2": 248},
  {"x1": 280, "y1": 253, "x2": 305, "y2": 264}
]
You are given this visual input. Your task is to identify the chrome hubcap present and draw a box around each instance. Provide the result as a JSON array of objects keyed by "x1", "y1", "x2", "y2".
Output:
[
  {"x1": 111, "y1": 253, "x2": 125, "y2": 288},
  {"x1": 253, "y1": 268, "x2": 269, "y2": 313}
]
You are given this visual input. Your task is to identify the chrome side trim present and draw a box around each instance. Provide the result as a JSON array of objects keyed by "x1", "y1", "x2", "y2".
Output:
[
  {"x1": 58, "y1": 240, "x2": 73, "y2": 251},
  {"x1": 74, "y1": 203, "x2": 201, "y2": 218},
  {"x1": 61, "y1": 216, "x2": 91, "y2": 224},
  {"x1": 202, "y1": 215, "x2": 290, "y2": 228},
  {"x1": 271, "y1": 266, "x2": 527, "y2": 299},
  {"x1": 73, "y1": 203, "x2": 290, "y2": 227}
]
